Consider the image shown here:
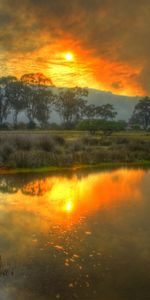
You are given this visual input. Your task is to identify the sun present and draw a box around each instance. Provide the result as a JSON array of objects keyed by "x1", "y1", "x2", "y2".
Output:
[{"x1": 65, "y1": 52, "x2": 74, "y2": 61}]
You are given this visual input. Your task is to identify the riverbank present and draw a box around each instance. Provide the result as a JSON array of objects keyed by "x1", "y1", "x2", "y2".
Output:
[
  {"x1": 0, "y1": 132, "x2": 150, "y2": 171},
  {"x1": 1, "y1": 161, "x2": 150, "y2": 175}
]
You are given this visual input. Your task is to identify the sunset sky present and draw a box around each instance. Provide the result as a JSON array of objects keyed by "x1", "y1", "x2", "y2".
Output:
[{"x1": 0, "y1": 0, "x2": 150, "y2": 95}]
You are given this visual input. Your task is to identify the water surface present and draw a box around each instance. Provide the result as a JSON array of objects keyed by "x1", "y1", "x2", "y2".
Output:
[{"x1": 0, "y1": 168, "x2": 150, "y2": 300}]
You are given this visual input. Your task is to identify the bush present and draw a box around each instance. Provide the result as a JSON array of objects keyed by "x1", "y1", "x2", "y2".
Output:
[
  {"x1": 0, "y1": 143, "x2": 15, "y2": 163},
  {"x1": 13, "y1": 136, "x2": 32, "y2": 151},
  {"x1": 27, "y1": 121, "x2": 36, "y2": 129},
  {"x1": 14, "y1": 122, "x2": 28, "y2": 130},
  {"x1": 0, "y1": 123, "x2": 11, "y2": 130},
  {"x1": 48, "y1": 123, "x2": 62, "y2": 130},
  {"x1": 37, "y1": 136, "x2": 56, "y2": 152},
  {"x1": 52, "y1": 135, "x2": 65, "y2": 146},
  {"x1": 80, "y1": 136, "x2": 100, "y2": 146},
  {"x1": 9, "y1": 150, "x2": 58, "y2": 168},
  {"x1": 70, "y1": 140, "x2": 85, "y2": 152},
  {"x1": 128, "y1": 139, "x2": 150, "y2": 151}
]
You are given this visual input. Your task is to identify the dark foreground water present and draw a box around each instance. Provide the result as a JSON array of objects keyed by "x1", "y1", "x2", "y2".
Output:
[{"x1": 0, "y1": 168, "x2": 150, "y2": 300}]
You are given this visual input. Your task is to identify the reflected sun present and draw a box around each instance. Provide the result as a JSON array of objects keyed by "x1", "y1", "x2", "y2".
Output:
[{"x1": 65, "y1": 201, "x2": 73, "y2": 213}]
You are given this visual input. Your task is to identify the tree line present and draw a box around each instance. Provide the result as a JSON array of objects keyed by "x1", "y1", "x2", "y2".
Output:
[
  {"x1": 0, "y1": 76, "x2": 118, "y2": 129},
  {"x1": 0, "y1": 75, "x2": 150, "y2": 131}
]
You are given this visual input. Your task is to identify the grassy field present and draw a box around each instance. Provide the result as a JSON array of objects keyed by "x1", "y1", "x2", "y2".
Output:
[{"x1": 0, "y1": 130, "x2": 150, "y2": 170}]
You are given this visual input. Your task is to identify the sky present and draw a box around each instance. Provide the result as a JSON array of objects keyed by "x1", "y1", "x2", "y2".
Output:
[{"x1": 0, "y1": 0, "x2": 150, "y2": 96}]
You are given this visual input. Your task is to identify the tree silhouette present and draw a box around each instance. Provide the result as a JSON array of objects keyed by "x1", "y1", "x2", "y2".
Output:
[{"x1": 130, "y1": 96, "x2": 150, "y2": 130}]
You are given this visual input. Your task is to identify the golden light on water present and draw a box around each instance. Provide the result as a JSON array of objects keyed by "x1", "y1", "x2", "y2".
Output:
[
  {"x1": 65, "y1": 201, "x2": 73, "y2": 213},
  {"x1": 0, "y1": 169, "x2": 145, "y2": 230}
]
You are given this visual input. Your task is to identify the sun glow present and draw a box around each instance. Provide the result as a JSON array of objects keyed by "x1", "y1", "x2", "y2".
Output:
[{"x1": 65, "y1": 52, "x2": 74, "y2": 61}]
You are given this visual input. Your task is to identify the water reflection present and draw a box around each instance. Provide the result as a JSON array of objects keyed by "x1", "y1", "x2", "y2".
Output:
[
  {"x1": 0, "y1": 168, "x2": 150, "y2": 300},
  {"x1": 0, "y1": 169, "x2": 144, "y2": 227}
]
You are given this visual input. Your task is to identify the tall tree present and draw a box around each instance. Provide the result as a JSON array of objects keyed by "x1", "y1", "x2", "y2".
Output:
[
  {"x1": 0, "y1": 76, "x2": 17, "y2": 86},
  {"x1": 5, "y1": 81, "x2": 29, "y2": 126},
  {"x1": 83, "y1": 104, "x2": 96, "y2": 119},
  {"x1": 55, "y1": 87, "x2": 88, "y2": 128},
  {"x1": 24, "y1": 87, "x2": 37, "y2": 124},
  {"x1": 0, "y1": 87, "x2": 11, "y2": 125},
  {"x1": 34, "y1": 88, "x2": 55, "y2": 127},
  {"x1": 24, "y1": 87, "x2": 55, "y2": 126},
  {"x1": 130, "y1": 96, "x2": 150, "y2": 130}
]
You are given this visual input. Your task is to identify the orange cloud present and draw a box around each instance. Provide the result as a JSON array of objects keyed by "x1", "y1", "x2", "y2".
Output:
[{"x1": 1, "y1": 0, "x2": 150, "y2": 95}]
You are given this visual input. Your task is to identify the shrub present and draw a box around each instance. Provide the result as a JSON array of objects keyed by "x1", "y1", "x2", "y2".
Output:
[
  {"x1": 52, "y1": 135, "x2": 65, "y2": 146},
  {"x1": 37, "y1": 136, "x2": 56, "y2": 152},
  {"x1": 9, "y1": 150, "x2": 58, "y2": 168},
  {"x1": 128, "y1": 139, "x2": 150, "y2": 151},
  {"x1": 0, "y1": 123, "x2": 11, "y2": 130},
  {"x1": 13, "y1": 136, "x2": 32, "y2": 151},
  {"x1": 70, "y1": 140, "x2": 85, "y2": 152},
  {"x1": 0, "y1": 143, "x2": 15, "y2": 163},
  {"x1": 48, "y1": 123, "x2": 62, "y2": 130},
  {"x1": 14, "y1": 122, "x2": 28, "y2": 130},
  {"x1": 80, "y1": 136, "x2": 100, "y2": 146},
  {"x1": 27, "y1": 121, "x2": 36, "y2": 129}
]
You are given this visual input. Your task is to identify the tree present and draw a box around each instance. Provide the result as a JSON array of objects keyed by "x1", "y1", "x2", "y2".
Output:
[
  {"x1": 5, "y1": 81, "x2": 29, "y2": 126},
  {"x1": 20, "y1": 73, "x2": 53, "y2": 87},
  {"x1": 0, "y1": 87, "x2": 11, "y2": 125},
  {"x1": 55, "y1": 87, "x2": 88, "y2": 128},
  {"x1": 83, "y1": 104, "x2": 96, "y2": 119},
  {"x1": 34, "y1": 88, "x2": 55, "y2": 127},
  {"x1": 95, "y1": 104, "x2": 117, "y2": 120},
  {"x1": 0, "y1": 76, "x2": 17, "y2": 86},
  {"x1": 24, "y1": 86, "x2": 55, "y2": 126},
  {"x1": 24, "y1": 87, "x2": 37, "y2": 124},
  {"x1": 130, "y1": 97, "x2": 150, "y2": 130}
]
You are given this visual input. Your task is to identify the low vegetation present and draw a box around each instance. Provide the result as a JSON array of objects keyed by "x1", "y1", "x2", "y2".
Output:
[{"x1": 0, "y1": 132, "x2": 150, "y2": 169}]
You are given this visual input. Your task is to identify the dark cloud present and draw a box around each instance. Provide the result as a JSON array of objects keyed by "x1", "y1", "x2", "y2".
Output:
[
  {"x1": 111, "y1": 81, "x2": 124, "y2": 90},
  {"x1": 0, "y1": 0, "x2": 150, "y2": 94}
]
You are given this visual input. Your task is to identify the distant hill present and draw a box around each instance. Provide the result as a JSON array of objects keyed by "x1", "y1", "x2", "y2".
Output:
[{"x1": 87, "y1": 89, "x2": 139, "y2": 121}]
